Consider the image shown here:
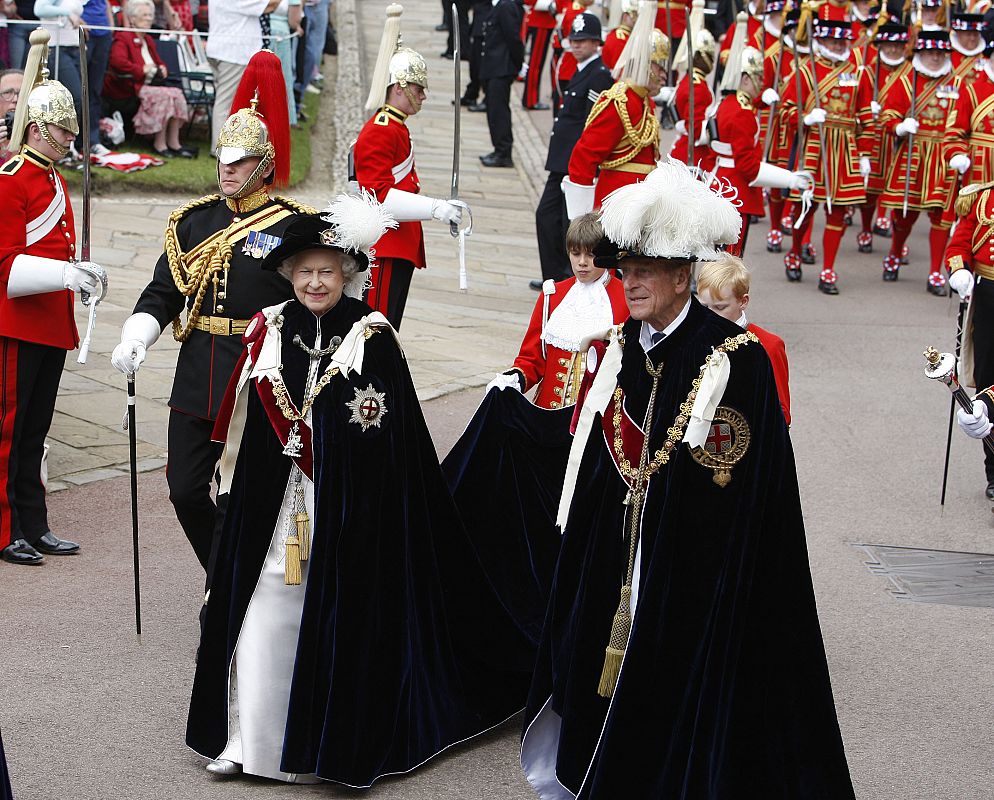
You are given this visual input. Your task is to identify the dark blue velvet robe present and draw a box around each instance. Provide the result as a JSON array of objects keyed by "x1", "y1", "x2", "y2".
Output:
[
  {"x1": 441, "y1": 388, "x2": 573, "y2": 650},
  {"x1": 523, "y1": 298, "x2": 856, "y2": 798},
  {"x1": 0, "y1": 729, "x2": 12, "y2": 800},
  {"x1": 187, "y1": 297, "x2": 532, "y2": 787}
]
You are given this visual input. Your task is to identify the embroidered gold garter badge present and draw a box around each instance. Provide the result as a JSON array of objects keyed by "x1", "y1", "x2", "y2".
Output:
[{"x1": 689, "y1": 406, "x2": 750, "y2": 488}]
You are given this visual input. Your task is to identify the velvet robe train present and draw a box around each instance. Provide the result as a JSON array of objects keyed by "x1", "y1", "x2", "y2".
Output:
[
  {"x1": 0, "y1": 730, "x2": 12, "y2": 800},
  {"x1": 187, "y1": 297, "x2": 533, "y2": 787},
  {"x1": 521, "y1": 300, "x2": 856, "y2": 799}
]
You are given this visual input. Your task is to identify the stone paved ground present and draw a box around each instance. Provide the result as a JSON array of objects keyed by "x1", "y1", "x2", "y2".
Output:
[{"x1": 10, "y1": 0, "x2": 994, "y2": 797}]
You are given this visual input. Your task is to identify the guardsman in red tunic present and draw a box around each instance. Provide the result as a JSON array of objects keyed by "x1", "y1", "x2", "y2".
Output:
[
  {"x1": 551, "y1": 0, "x2": 594, "y2": 106},
  {"x1": 945, "y1": 182, "x2": 994, "y2": 494},
  {"x1": 710, "y1": 45, "x2": 812, "y2": 255},
  {"x1": 667, "y1": 21, "x2": 717, "y2": 169},
  {"x1": 878, "y1": 30, "x2": 958, "y2": 294},
  {"x1": 718, "y1": 0, "x2": 765, "y2": 67},
  {"x1": 601, "y1": 0, "x2": 637, "y2": 69},
  {"x1": 855, "y1": 22, "x2": 910, "y2": 253},
  {"x1": 111, "y1": 52, "x2": 309, "y2": 571},
  {"x1": 0, "y1": 35, "x2": 108, "y2": 566},
  {"x1": 563, "y1": 18, "x2": 666, "y2": 217},
  {"x1": 354, "y1": 45, "x2": 466, "y2": 329},
  {"x1": 946, "y1": 39, "x2": 994, "y2": 187},
  {"x1": 522, "y1": 0, "x2": 557, "y2": 109},
  {"x1": 779, "y1": 17, "x2": 872, "y2": 294},
  {"x1": 655, "y1": 0, "x2": 690, "y2": 46},
  {"x1": 490, "y1": 214, "x2": 628, "y2": 408}
]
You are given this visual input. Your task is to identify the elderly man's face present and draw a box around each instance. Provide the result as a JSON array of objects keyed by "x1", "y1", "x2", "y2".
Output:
[
  {"x1": 620, "y1": 258, "x2": 691, "y2": 329},
  {"x1": 291, "y1": 248, "x2": 345, "y2": 317},
  {"x1": 0, "y1": 72, "x2": 21, "y2": 115}
]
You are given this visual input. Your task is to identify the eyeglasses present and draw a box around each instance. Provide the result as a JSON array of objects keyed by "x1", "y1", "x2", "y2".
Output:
[{"x1": 0, "y1": 89, "x2": 20, "y2": 101}]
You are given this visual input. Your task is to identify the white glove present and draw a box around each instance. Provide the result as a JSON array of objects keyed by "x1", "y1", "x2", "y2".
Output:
[
  {"x1": 431, "y1": 199, "x2": 464, "y2": 226},
  {"x1": 6, "y1": 255, "x2": 106, "y2": 299},
  {"x1": 895, "y1": 117, "x2": 919, "y2": 137},
  {"x1": 673, "y1": 119, "x2": 687, "y2": 136},
  {"x1": 949, "y1": 268, "x2": 975, "y2": 300},
  {"x1": 761, "y1": 88, "x2": 780, "y2": 105},
  {"x1": 803, "y1": 108, "x2": 826, "y2": 126},
  {"x1": 790, "y1": 171, "x2": 812, "y2": 191},
  {"x1": 64, "y1": 261, "x2": 107, "y2": 297},
  {"x1": 654, "y1": 86, "x2": 676, "y2": 105},
  {"x1": 561, "y1": 176, "x2": 595, "y2": 220},
  {"x1": 110, "y1": 312, "x2": 162, "y2": 374},
  {"x1": 486, "y1": 371, "x2": 522, "y2": 394},
  {"x1": 957, "y1": 399, "x2": 992, "y2": 439},
  {"x1": 859, "y1": 156, "x2": 871, "y2": 178},
  {"x1": 870, "y1": 100, "x2": 881, "y2": 118},
  {"x1": 949, "y1": 154, "x2": 971, "y2": 175}
]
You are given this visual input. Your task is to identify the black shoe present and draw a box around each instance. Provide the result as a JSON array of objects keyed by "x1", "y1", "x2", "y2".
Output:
[
  {"x1": 986, "y1": 481, "x2": 994, "y2": 500},
  {"x1": 468, "y1": 102, "x2": 487, "y2": 112},
  {"x1": 800, "y1": 244, "x2": 816, "y2": 264},
  {"x1": 168, "y1": 146, "x2": 197, "y2": 159},
  {"x1": 525, "y1": 102, "x2": 550, "y2": 111},
  {"x1": 480, "y1": 153, "x2": 514, "y2": 168},
  {"x1": 33, "y1": 531, "x2": 80, "y2": 555},
  {"x1": 459, "y1": 96, "x2": 476, "y2": 107},
  {"x1": 1, "y1": 538, "x2": 44, "y2": 565},
  {"x1": 818, "y1": 280, "x2": 839, "y2": 295},
  {"x1": 153, "y1": 147, "x2": 173, "y2": 159},
  {"x1": 435, "y1": 22, "x2": 448, "y2": 31},
  {"x1": 927, "y1": 281, "x2": 948, "y2": 297},
  {"x1": 441, "y1": 51, "x2": 454, "y2": 60},
  {"x1": 529, "y1": 279, "x2": 544, "y2": 291}
]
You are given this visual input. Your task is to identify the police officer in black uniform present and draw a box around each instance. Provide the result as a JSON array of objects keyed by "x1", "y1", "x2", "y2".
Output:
[
  {"x1": 109, "y1": 54, "x2": 313, "y2": 571},
  {"x1": 532, "y1": 12, "x2": 613, "y2": 288},
  {"x1": 479, "y1": 0, "x2": 525, "y2": 167}
]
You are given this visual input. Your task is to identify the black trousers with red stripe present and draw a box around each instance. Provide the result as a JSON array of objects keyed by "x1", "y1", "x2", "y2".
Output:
[
  {"x1": 167, "y1": 409, "x2": 223, "y2": 571},
  {"x1": 523, "y1": 26, "x2": 551, "y2": 108},
  {"x1": 366, "y1": 257, "x2": 416, "y2": 330},
  {"x1": 0, "y1": 338, "x2": 66, "y2": 550}
]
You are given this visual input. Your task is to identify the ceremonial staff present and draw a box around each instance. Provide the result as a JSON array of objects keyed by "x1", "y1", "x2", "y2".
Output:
[
  {"x1": 790, "y1": 16, "x2": 805, "y2": 171},
  {"x1": 903, "y1": 68, "x2": 917, "y2": 215},
  {"x1": 686, "y1": 4, "x2": 695, "y2": 166},
  {"x1": 805, "y1": 11, "x2": 832, "y2": 212},
  {"x1": 124, "y1": 375, "x2": 143, "y2": 636},
  {"x1": 763, "y1": 19, "x2": 786, "y2": 161},
  {"x1": 450, "y1": 3, "x2": 472, "y2": 291}
]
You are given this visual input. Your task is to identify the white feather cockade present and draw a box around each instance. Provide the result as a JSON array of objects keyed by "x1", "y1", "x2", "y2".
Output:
[
  {"x1": 599, "y1": 159, "x2": 742, "y2": 261},
  {"x1": 320, "y1": 190, "x2": 398, "y2": 257}
]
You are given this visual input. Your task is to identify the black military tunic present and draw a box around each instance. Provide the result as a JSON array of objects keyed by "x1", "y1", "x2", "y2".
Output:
[
  {"x1": 535, "y1": 55, "x2": 614, "y2": 281},
  {"x1": 133, "y1": 189, "x2": 311, "y2": 569}
]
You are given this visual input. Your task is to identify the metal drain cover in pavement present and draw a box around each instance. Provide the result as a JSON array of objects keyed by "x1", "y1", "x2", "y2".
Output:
[{"x1": 854, "y1": 544, "x2": 994, "y2": 608}]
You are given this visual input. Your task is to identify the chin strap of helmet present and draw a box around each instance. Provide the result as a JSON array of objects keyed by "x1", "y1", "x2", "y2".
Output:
[
  {"x1": 217, "y1": 144, "x2": 275, "y2": 198},
  {"x1": 38, "y1": 122, "x2": 69, "y2": 157}
]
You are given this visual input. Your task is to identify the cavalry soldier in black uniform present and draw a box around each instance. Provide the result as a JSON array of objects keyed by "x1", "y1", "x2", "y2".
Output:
[
  {"x1": 533, "y1": 12, "x2": 613, "y2": 289},
  {"x1": 110, "y1": 52, "x2": 313, "y2": 571}
]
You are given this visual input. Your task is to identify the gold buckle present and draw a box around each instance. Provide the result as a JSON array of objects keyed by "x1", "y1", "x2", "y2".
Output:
[{"x1": 209, "y1": 317, "x2": 229, "y2": 336}]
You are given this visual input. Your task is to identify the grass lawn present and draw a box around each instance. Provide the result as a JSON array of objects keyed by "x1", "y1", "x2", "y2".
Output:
[{"x1": 61, "y1": 92, "x2": 319, "y2": 195}]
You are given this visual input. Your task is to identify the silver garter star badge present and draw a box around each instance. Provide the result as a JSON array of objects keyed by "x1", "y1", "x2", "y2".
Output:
[{"x1": 346, "y1": 384, "x2": 388, "y2": 431}]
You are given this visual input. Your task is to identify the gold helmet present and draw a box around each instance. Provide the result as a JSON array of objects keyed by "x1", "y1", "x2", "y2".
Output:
[
  {"x1": 695, "y1": 28, "x2": 718, "y2": 63},
  {"x1": 650, "y1": 28, "x2": 671, "y2": 66},
  {"x1": 740, "y1": 45, "x2": 765, "y2": 80},
  {"x1": 217, "y1": 100, "x2": 273, "y2": 168},
  {"x1": 388, "y1": 47, "x2": 428, "y2": 90},
  {"x1": 9, "y1": 28, "x2": 78, "y2": 156},
  {"x1": 621, "y1": 0, "x2": 640, "y2": 15}
]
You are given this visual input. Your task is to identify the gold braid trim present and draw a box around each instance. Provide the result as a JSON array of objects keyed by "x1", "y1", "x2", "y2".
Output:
[
  {"x1": 585, "y1": 82, "x2": 660, "y2": 171},
  {"x1": 164, "y1": 194, "x2": 225, "y2": 342}
]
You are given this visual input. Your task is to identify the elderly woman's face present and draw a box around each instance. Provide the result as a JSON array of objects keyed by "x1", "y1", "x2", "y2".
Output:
[
  {"x1": 128, "y1": 3, "x2": 155, "y2": 26},
  {"x1": 291, "y1": 248, "x2": 345, "y2": 317}
]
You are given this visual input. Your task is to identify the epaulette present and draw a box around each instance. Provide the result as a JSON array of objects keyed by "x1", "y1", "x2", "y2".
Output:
[
  {"x1": 736, "y1": 92, "x2": 753, "y2": 110},
  {"x1": 273, "y1": 196, "x2": 318, "y2": 215},
  {"x1": 169, "y1": 194, "x2": 222, "y2": 224},
  {"x1": 0, "y1": 156, "x2": 24, "y2": 176},
  {"x1": 956, "y1": 181, "x2": 994, "y2": 217},
  {"x1": 617, "y1": 29, "x2": 629, "y2": 40},
  {"x1": 373, "y1": 105, "x2": 407, "y2": 127}
]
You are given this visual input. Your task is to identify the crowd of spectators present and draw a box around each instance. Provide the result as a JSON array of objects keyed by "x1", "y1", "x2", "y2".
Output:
[{"x1": 0, "y1": 0, "x2": 336, "y2": 162}]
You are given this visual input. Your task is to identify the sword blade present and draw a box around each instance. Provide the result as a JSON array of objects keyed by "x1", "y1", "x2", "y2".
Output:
[
  {"x1": 78, "y1": 25, "x2": 91, "y2": 262},
  {"x1": 450, "y1": 3, "x2": 461, "y2": 211}
]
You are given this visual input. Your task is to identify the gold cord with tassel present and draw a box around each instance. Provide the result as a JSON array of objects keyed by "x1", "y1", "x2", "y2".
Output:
[
  {"x1": 294, "y1": 476, "x2": 310, "y2": 561},
  {"x1": 285, "y1": 533, "x2": 302, "y2": 585},
  {"x1": 597, "y1": 358, "x2": 663, "y2": 699}
]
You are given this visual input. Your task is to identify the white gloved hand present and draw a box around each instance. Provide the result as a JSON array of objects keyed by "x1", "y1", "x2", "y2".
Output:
[
  {"x1": 673, "y1": 119, "x2": 687, "y2": 136},
  {"x1": 110, "y1": 312, "x2": 162, "y2": 374},
  {"x1": 63, "y1": 261, "x2": 106, "y2": 296},
  {"x1": 949, "y1": 268, "x2": 975, "y2": 300},
  {"x1": 790, "y1": 171, "x2": 812, "y2": 191},
  {"x1": 431, "y1": 199, "x2": 464, "y2": 226},
  {"x1": 803, "y1": 108, "x2": 826, "y2": 126},
  {"x1": 957, "y1": 399, "x2": 992, "y2": 439},
  {"x1": 486, "y1": 371, "x2": 523, "y2": 394},
  {"x1": 859, "y1": 156, "x2": 871, "y2": 178},
  {"x1": 949, "y1": 154, "x2": 971, "y2": 174},
  {"x1": 895, "y1": 117, "x2": 919, "y2": 137},
  {"x1": 654, "y1": 86, "x2": 676, "y2": 105},
  {"x1": 870, "y1": 100, "x2": 881, "y2": 118},
  {"x1": 761, "y1": 87, "x2": 780, "y2": 105}
]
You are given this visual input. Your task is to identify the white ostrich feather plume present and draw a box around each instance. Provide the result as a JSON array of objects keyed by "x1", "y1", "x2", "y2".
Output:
[
  {"x1": 599, "y1": 159, "x2": 742, "y2": 261},
  {"x1": 321, "y1": 190, "x2": 398, "y2": 255}
]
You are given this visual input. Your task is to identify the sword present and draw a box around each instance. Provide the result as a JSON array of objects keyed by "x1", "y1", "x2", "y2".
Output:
[
  {"x1": 805, "y1": 12, "x2": 832, "y2": 214},
  {"x1": 450, "y1": 3, "x2": 472, "y2": 291},
  {"x1": 76, "y1": 25, "x2": 99, "y2": 365},
  {"x1": 762, "y1": 20, "x2": 786, "y2": 161}
]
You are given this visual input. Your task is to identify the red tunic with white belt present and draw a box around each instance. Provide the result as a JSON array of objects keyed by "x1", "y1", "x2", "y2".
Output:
[
  {"x1": 711, "y1": 91, "x2": 764, "y2": 216},
  {"x1": 669, "y1": 67, "x2": 715, "y2": 170},
  {"x1": 568, "y1": 81, "x2": 660, "y2": 209},
  {"x1": 510, "y1": 274, "x2": 628, "y2": 409},
  {"x1": 0, "y1": 146, "x2": 78, "y2": 349},
  {"x1": 352, "y1": 105, "x2": 427, "y2": 269}
]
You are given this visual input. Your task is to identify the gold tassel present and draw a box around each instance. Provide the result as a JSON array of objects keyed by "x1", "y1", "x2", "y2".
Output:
[
  {"x1": 285, "y1": 534, "x2": 302, "y2": 585},
  {"x1": 296, "y1": 512, "x2": 310, "y2": 562},
  {"x1": 597, "y1": 585, "x2": 633, "y2": 698}
]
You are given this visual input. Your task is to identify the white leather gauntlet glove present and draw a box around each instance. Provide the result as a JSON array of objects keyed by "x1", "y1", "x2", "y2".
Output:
[
  {"x1": 957, "y1": 399, "x2": 992, "y2": 439},
  {"x1": 949, "y1": 268, "x2": 975, "y2": 300}
]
